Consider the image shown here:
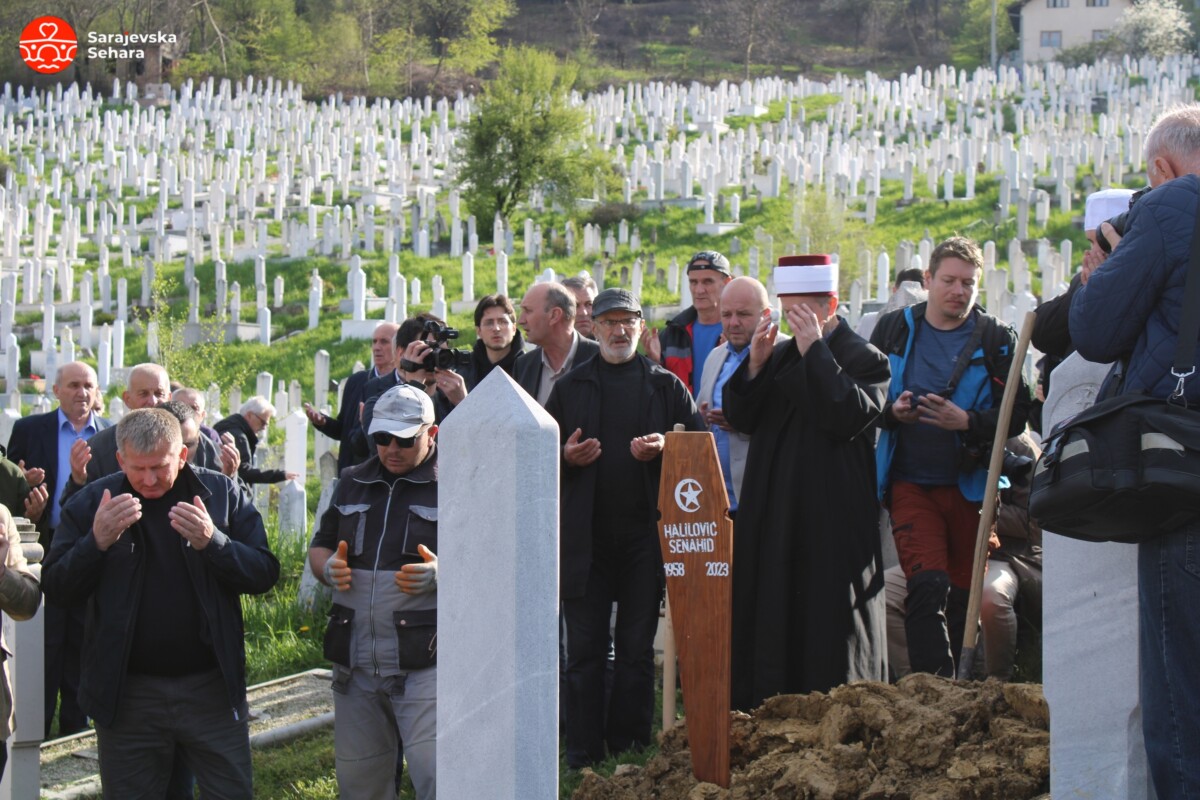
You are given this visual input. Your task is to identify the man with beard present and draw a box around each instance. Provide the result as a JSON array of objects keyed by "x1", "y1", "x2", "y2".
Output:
[
  {"x1": 545, "y1": 288, "x2": 703, "y2": 768},
  {"x1": 725, "y1": 255, "x2": 890, "y2": 710}
]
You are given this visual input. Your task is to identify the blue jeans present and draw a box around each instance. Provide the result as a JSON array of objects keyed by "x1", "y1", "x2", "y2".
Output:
[{"x1": 1140, "y1": 528, "x2": 1200, "y2": 799}]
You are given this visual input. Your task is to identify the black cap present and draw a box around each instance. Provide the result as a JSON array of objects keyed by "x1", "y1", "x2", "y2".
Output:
[
  {"x1": 591, "y1": 288, "x2": 643, "y2": 318},
  {"x1": 687, "y1": 250, "x2": 731, "y2": 276}
]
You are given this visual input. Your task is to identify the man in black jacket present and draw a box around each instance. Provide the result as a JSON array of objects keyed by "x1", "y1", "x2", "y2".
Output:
[
  {"x1": 43, "y1": 408, "x2": 279, "y2": 798},
  {"x1": 515, "y1": 281, "x2": 599, "y2": 406},
  {"x1": 725, "y1": 256, "x2": 890, "y2": 710},
  {"x1": 214, "y1": 396, "x2": 298, "y2": 485},
  {"x1": 545, "y1": 288, "x2": 704, "y2": 769},
  {"x1": 304, "y1": 321, "x2": 399, "y2": 476},
  {"x1": 461, "y1": 294, "x2": 524, "y2": 390}
]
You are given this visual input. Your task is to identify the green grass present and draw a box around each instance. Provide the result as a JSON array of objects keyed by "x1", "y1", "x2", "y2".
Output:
[{"x1": 242, "y1": 521, "x2": 327, "y2": 685}]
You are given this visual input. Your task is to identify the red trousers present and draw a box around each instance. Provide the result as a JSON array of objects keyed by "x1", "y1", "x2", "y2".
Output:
[{"x1": 888, "y1": 481, "x2": 981, "y2": 589}]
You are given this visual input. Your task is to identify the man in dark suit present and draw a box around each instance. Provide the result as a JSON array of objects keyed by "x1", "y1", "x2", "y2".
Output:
[
  {"x1": 305, "y1": 322, "x2": 398, "y2": 476},
  {"x1": 7, "y1": 360, "x2": 110, "y2": 738},
  {"x1": 61, "y1": 364, "x2": 237, "y2": 505},
  {"x1": 514, "y1": 280, "x2": 599, "y2": 406}
]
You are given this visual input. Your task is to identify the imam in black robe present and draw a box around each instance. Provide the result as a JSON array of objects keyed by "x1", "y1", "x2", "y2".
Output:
[{"x1": 723, "y1": 317, "x2": 889, "y2": 711}]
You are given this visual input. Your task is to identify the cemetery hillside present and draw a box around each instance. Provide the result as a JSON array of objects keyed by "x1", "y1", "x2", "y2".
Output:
[{"x1": 2, "y1": 2, "x2": 1198, "y2": 796}]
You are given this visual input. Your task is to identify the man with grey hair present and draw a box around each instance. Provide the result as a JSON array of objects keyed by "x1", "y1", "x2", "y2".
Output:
[
  {"x1": 215, "y1": 397, "x2": 299, "y2": 486},
  {"x1": 515, "y1": 280, "x2": 599, "y2": 406},
  {"x1": 546, "y1": 288, "x2": 703, "y2": 768},
  {"x1": 44, "y1": 408, "x2": 279, "y2": 798},
  {"x1": 172, "y1": 386, "x2": 222, "y2": 445},
  {"x1": 1070, "y1": 102, "x2": 1200, "y2": 798},
  {"x1": 562, "y1": 274, "x2": 598, "y2": 339}
]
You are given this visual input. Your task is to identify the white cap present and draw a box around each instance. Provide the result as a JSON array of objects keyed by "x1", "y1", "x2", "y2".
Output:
[
  {"x1": 774, "y1": 255, "x2": 839, "y2": 295},
  {"x1": 1085, "y1": 189, "x2": 1136, "y2": 231}
]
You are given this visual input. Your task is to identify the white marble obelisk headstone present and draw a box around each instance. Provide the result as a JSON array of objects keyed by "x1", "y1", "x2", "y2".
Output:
[{"x1": 437, "y1": 370, "x2": 559, "y2": 799}]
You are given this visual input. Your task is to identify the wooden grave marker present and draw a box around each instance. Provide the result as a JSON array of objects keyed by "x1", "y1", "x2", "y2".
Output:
[{"x1": 656, "y1": 428, "x2": 733, "y2": 788}]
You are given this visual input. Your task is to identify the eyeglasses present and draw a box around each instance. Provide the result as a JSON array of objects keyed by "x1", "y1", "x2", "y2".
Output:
[
  {"x1": 479, "y1": 318, "x2": 514, "y2": 329},
  {"x1": 373, "y1": 431, "x2": 420, "y2": 448},
  {"x1": 250, "y1": 411, "x2": 270, "y2": 427},
  {"x1": 596, "y1": 317, "x2": 641, "y2": 331}
]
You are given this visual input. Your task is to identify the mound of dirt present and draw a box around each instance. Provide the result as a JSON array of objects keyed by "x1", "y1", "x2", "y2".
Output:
[{"x1": 573, "y1": 674, "x2": 1050, "y2": 800}]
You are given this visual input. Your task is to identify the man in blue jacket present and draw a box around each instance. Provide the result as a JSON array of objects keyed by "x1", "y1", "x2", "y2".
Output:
[
  {"x1": 871, "y1": 237, "x2": 1030, "y2": 678},
  {"x1": 1070, "y1": 104, "x2": 1200, "y2": 800},
  {"x1": 43, "y1": 408, "x2": 279, "y2": 798}
]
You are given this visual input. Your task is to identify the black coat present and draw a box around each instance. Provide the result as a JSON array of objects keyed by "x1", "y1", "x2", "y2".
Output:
[
  {"x1": 544, "y1": 355, "x2": 704, "y2": 598},
  {"x1": 214, "y1": 413, "x2": 286, "y2": 485},
  {"x1": 318, "y1": 368, "x2": 375, "y2": 476},
  {"x1": 723, "y1": 319, "x2": 889, "y2": 710},
  {"x1": 42, "y1": 465, "x2": 279, "y2": 727}
]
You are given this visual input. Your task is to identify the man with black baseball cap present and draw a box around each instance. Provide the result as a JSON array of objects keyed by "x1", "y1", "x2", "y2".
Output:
[
  {"x1": 642, "y1": 250, "x2": 733, "y2": 394},
  {"x1": 546, "y1": 288, "x2": 704, "y2": 769}
]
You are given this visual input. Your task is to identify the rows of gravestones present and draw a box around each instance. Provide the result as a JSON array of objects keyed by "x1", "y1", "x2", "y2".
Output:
[
  {"x1": 0, "y1": 56, "x2": 1193, "y2": 490},
  {"x1": 1, "y1": 55, "x2": 1194, "y2": 800}
]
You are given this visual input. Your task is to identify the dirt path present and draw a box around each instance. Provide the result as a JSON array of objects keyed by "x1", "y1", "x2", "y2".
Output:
[{"x1": 573, "y1": 674, "x2": 1050, "y2": 800}]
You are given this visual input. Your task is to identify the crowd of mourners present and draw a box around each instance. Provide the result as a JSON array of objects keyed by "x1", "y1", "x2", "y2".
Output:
[{"x1": 1, "y1": 104, "x2": 1199, "y2": 800}]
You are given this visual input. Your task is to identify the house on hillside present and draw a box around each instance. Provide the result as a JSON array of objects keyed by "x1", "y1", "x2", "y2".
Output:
[{"x1": 1010, "y1": 0, "x2": 1132, "y2": 62}]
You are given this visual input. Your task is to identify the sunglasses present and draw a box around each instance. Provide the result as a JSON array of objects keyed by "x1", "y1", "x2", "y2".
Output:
[{"x1": 373, "y1": 431, "x2": 420, "y2": 448}]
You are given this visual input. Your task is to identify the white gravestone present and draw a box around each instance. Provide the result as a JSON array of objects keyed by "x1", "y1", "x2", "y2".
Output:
[{"x1": 437, "y1": 370, "x2": 559, "y2": 799}]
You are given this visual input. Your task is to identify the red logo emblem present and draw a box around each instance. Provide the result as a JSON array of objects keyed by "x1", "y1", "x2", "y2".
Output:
[{"x1": 19, "y1": 16, "x2": 77, "y2": 74}]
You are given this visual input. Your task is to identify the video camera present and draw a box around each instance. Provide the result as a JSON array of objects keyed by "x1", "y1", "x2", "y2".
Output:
[{"x1": 415, "y1": 320, "x2": 472, "y2": 372}]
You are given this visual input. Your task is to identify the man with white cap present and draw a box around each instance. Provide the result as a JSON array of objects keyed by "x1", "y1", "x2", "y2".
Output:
[
  {"x1": 871, "y1": 237, "x2": 1031, "y2": 679},
  {"x1": 1032, "y1": 187, "x2": 1137, "y2": 383},
  {"x1": 546, "y1": 288, "x2": 703, "y2": 768},
  {"x1": 723, "y1": 255, "x2": 890, "y2": 710},
  {"x1": 308, "y1": 383, "x2": 440, "y2": 800}
]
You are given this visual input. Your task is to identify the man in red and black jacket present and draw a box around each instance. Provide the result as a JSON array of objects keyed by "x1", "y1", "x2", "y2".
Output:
[{"x1": 642, "y1": 250, "x2": 733, "y2": 394}]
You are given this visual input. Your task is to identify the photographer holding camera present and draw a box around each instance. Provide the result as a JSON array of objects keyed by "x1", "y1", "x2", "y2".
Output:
[
  {"x1": 398, "y1": 319, "x2": 473, "y2": 408},
  {"x1": 358, "y1": 314, "x2": 471, "y2": 452},
  {"x1": 1069, "y1": 104, "x2": 1200, "y2": 800}
]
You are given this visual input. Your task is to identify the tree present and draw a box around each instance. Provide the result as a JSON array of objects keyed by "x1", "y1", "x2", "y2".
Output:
[
  {"x1": 701, "y1": 0, "x2": 789, "y2": 80},
  {"x1": 566, "y1": 0, "x2": 607, "y2": 51},
  {"x1": 418, "y1": 0, "x2": 514, "y2": 82},
  {"x1": 1112, "y1": 0, "x2": 1193, "y2": 58},
  {"x1": 458, "y1": 46, "x2": 609, "y2": 225}
]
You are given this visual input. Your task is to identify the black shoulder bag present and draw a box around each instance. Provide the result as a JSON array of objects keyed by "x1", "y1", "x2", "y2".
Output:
[{"x1": 1029, "y1": 203, "x2": 1200, "y2": 543}]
